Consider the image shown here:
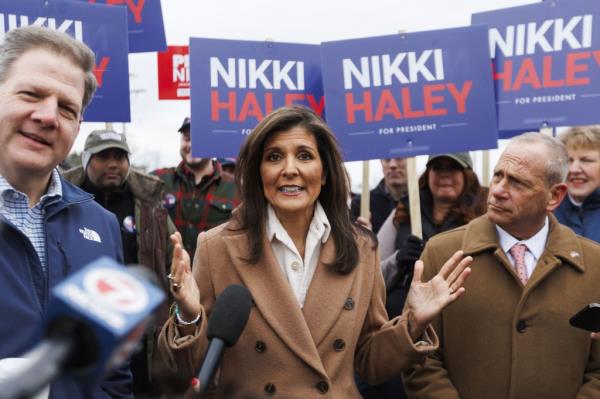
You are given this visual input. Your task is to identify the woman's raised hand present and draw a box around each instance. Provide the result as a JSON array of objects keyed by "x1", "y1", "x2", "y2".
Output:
[
  {"x1": 405, "y1": 250, "x2": 472, "y2": 339},
  {"x1": 168, "y1": 232, "x2": 201, "y2": 321}
]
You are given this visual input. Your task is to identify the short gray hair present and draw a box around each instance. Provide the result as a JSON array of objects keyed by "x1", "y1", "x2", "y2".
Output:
[
  {"x1": 508, "y1": 132, "x2": 568, "y2": 186},
  {"x1": 0, "y1": 26, "x2": 97, "y2": 112}
]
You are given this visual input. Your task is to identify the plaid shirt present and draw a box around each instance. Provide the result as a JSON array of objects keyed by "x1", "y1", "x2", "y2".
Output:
[
  {"x1": 152, "y1": 160, "x2": 240, "y2": 257},
  {"x1": 0, "y1": 169, "x2": 62, "y2": 274}
]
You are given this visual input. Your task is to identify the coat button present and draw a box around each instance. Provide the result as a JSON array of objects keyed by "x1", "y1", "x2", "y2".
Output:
[
  {"x1": 264, "y1": 383, "x2": 276, "y2": 395},
  {"x1": 316, "y1": 381, "x2": 329, "y2": 394},
  {"x1": 516, "y1": 320, "x2": 527, "y2": 333},
  {"x1": 344, "y1": 298, "x2": 355, "y2": 310},
  {"x1": 333, "y1": 338, "x2": 346, "y2": 352},
  {"x1": 255, "y1": 340, "x2": 266, "y2": 353}
]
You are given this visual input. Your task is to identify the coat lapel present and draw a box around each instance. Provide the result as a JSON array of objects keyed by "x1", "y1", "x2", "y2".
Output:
[
  {"x1": 462, "y1": 216, "x2": 525, "y2": 285},
  {"x1": 302, "y1": 238, "x2": 356, "y2": 348},
  {"x1": 526, "y1": 215, "x2": 585, "y2": 291},
  {"x1": 462, "y1": 215, "x2": 587, "y2": 291},
  {"x1": 223, "y1": 233, "x2": 327, "y2": 377}
]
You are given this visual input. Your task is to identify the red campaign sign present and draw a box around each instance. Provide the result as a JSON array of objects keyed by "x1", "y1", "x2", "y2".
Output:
[{"x1": 157, "y1": 45, "x2": 189, "y2": 100}]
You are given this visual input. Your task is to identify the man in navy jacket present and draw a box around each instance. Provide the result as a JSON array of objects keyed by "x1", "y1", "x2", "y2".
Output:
[{"x1": 0, "y1": 27, "x2": 132, "y2": 397}]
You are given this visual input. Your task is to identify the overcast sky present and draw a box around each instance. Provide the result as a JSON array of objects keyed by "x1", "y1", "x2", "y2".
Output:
[{"x1": 73, "y1": 0, "x2": 537, "y2": 190}]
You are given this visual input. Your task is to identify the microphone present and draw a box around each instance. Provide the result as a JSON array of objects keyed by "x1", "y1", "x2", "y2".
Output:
[
  {"x1": 195, "y1": 284, "x2": 252, "y2": 396},
  {"x1": 0, "y1": 257, "x2": 165, "y2": 399}
]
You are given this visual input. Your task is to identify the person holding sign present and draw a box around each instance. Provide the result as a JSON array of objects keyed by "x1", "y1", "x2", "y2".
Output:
[
  {"x1": 554, "y1": 126, "x2": 600, "y2": 244},
  {"x1": 379, "y1": 153, "x2": 487, "y2": 314},
  {"x1": 404, "y1": 133, "x2": 600, "y2": 399},
  {"x1": 157, "y1": 106, "x2": 472, "y2": 397}
]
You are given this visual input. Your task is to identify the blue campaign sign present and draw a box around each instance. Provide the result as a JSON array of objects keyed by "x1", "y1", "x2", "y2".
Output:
[
  {"x1": 321, "y1": 26, "x2": 498, "y2": 162},
  {"x1": 77, "y1": 0, "x2": 167, "y2": 53},
  {"x1": 189, "y1": 38, "x2": 324, "y2": 158},
  {"x1": 0, "y1": 0, "x2": 131, "y2": 122},
  {"x1": 472, "y1": 0, "x2": 600, "y2": 131}
]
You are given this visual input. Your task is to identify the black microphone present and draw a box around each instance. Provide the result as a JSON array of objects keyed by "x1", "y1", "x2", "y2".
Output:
[
  {"x1": 0, "y1": 258, "x2": 165, "y2": 399},
  {"x1": 196, "y1": 284, "x2": 252, "y2": 396}
]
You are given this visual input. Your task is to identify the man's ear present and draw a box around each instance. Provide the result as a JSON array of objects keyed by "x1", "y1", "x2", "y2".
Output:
[{"x1": 546, "y1": 183, "x2": 568, "y2": 212}]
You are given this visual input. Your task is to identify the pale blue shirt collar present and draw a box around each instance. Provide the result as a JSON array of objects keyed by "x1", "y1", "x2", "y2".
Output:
[
  {"x1": 266, "y1": 201, "x2": 331, "y2": 246},
  {"x1": 0, "y1": 168, "x2": 62, "y2": 208},
  {"x1": 496, "y1": 216, "x2": 549, "y2": 262}
]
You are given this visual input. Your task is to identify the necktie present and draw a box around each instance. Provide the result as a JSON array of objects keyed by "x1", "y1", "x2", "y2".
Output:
[{"x1": 509, "y1": 243, "x2": 528, "y2": 285}]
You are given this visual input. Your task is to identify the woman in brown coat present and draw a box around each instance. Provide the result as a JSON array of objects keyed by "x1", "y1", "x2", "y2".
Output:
[{"x1": 158, "y1": 106, "x2": 472, "y2": 398}]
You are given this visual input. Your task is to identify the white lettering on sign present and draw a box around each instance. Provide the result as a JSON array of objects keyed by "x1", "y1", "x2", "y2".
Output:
[
  {"x1": 342, "y1": 49, "x2": 445, "y2": 89},
  {"x1": 0, "y1": 13, "x2": 84, "y2": 42},
  {"x1": 210, "y1": 57, "x2": 305, "y2": 90},
  {"x1": 172, "y1": 53, "x2": 189, "y2": 83},
  {"x1": 488, "y1": 15, "x2": 593, "y2": 57}
]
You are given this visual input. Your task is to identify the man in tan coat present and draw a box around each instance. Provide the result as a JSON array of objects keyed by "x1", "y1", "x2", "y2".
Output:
[{"x1": 404, "y1": 133, "x2": 600, "y2": 399}]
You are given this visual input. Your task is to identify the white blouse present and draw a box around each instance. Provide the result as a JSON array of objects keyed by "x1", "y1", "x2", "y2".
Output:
[{"x1": 266, "y1": 202, "x2": 331, "y2": 307}]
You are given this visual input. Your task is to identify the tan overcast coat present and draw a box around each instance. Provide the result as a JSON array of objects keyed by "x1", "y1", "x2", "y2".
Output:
[
  {"x1": 404, "y1": 214, "x2": 600, "y2": 399},
  {"x1": 158, "y1": 220, "x2": 437, "y2": 398}
]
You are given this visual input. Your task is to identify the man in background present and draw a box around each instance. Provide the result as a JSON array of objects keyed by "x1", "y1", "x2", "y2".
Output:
[
  {"x1": 64, "y1": 129, "x2": 175, "y2": 397},
  {"x1": 0, "y1": 26, "x2": 131, "y2": 397},
  {"x1": 152, "y1": 117, "x2": 240, "y2": 258},
  {"x1": 351, "y1": 157, "x2": 407, "y2": 233}
]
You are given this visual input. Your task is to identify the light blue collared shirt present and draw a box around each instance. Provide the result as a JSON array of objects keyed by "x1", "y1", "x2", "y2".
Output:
[{"x1": 0, "y1": 169, "x2": 63, "y2": 274}]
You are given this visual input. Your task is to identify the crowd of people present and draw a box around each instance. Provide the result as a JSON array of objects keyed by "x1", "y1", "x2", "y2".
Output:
[{"x1": 1, "y1": 26, "x2": 600, "y2": 399}]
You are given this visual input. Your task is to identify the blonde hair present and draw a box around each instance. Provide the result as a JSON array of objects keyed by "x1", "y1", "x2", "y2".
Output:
[{"x1": 559, "y1": 126, "x2": 600, "y2": 153}]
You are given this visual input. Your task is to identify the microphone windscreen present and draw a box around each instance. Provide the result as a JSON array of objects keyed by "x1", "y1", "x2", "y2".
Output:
[{"x1": 207, "y1": 285, "x2": 252, "y2": 346}]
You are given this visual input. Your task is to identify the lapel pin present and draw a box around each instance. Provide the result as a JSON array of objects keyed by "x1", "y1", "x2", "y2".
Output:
[{"x1": 570, "y1": 251, "x2": 580, "y2": 258}]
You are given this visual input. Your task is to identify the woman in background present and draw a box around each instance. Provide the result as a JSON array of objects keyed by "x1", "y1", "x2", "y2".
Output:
[{"x1": 554, "y1": 126, "x2": 600, "y2": 243}]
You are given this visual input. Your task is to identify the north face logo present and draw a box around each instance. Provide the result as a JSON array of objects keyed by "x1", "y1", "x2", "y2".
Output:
[{"x1": 79, "y1": 227, "x2": 102, "y2": 243}]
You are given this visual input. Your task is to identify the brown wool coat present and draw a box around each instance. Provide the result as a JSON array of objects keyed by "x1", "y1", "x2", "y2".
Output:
[
  {"x1": 157, "y1": 220, "x2": 438, "y2": 398},
  {"x1": 404, "y1": 214, "x2": 600, "y2": 399}
]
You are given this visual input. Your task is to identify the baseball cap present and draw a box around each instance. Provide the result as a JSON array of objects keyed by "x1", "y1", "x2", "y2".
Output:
[
  {"x1": 426, "y1": 152, "x2": 473, "y2": 169},
  {"x1": 178, "y1": 116, "x2": 191, "y2": 133},
  {"x1": 83, "y1": 129, "x2": 130, "y2": 155}
]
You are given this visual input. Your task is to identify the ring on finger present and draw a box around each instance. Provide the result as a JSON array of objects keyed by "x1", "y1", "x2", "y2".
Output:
[
  {"x1": 172, "y1": 282, "x2": 183, "y2": 292},
  {"x1": 449, "y1": 286, "x2": 455, "y2": 294},
  {"x1": 167, "y1": 273, "x2": 175, "y2": 281}
]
